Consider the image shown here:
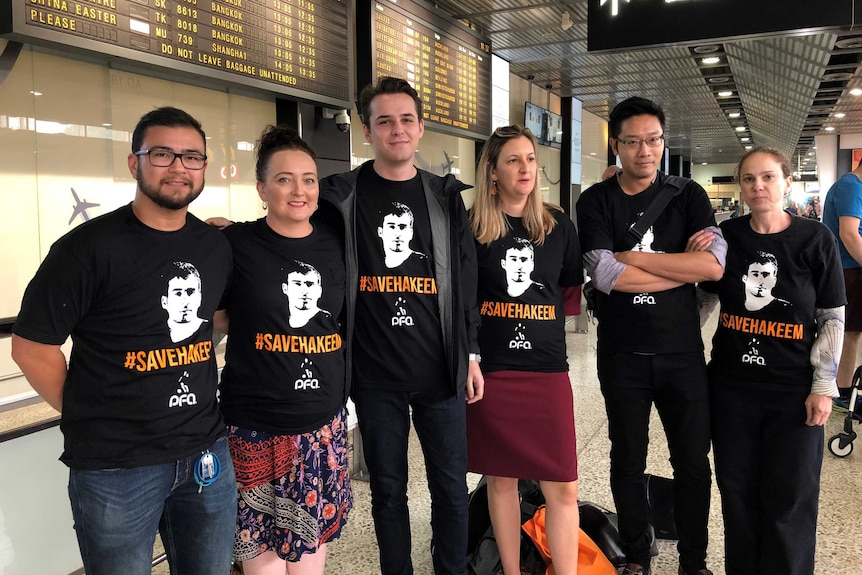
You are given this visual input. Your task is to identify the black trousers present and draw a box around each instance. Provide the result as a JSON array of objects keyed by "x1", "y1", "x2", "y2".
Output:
[
  {"x1": 597, "y1": 351, "x2": 712, "y2": 572},
  {"x1": 710, "y1": 381, "x2": 823, "y2": 575}
]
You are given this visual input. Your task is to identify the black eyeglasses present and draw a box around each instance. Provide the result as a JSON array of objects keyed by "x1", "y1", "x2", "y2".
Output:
[
  {"x1": 615, "y1": 135, "x2": 665, "y2": 150},
  {"x1": 134, "y1": 147, "x2": 207, "y2": 170}
]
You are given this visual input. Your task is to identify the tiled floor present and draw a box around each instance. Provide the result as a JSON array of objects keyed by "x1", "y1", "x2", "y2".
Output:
[{"x1": 154, "y1": 314, "x2": 862, "y2": 574}]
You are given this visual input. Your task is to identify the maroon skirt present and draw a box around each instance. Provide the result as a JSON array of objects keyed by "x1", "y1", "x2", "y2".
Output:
[{"x1": 467, "y1": 370, "x2": 577, "y2": 482}]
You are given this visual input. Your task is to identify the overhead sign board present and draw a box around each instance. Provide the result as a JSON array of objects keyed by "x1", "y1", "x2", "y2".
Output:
[
  {"x1": 1, "y1": 0, "x2": 351, "y2": 107},
  {"x1": 357, "y1": 0, "x2": 492, "y2": 140},
  {"x1": 588, "y1": 0, "x2": 854, "y2": 52}
]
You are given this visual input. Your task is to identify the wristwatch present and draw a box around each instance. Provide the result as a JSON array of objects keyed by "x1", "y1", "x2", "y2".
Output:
[{"x1": 468, "y1": 353, "x2": 482, "y2": 363}]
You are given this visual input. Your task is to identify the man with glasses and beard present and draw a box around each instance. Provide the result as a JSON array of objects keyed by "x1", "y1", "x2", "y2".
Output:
[{"x1": 12, "y1": 107, "x2": 235, "y2": 575}]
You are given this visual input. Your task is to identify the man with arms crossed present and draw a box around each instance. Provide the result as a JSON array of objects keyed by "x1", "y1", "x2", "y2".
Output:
[
  {"x1": 823, "y1": 162, "x2": 862, "y2": 414},
  {"x1": 321, "y1": 76, "x2": 483, "y2": 575},
  {"x1": 576, "y1": 97, "x2": 725, "y2": 575},
  {"x1": 11, "y1": 107, "x2": 235, "y2": 575}
]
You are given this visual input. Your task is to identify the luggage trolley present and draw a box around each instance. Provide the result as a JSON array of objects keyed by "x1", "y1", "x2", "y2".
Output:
[{"x1": 827, "y1": 365, "x2": 862, "y2": 458}]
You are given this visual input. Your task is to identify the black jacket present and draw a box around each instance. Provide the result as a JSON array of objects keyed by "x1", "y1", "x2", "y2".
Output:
[{"x1": 320, "y1": 160, "x2": 480, "y2": 397}]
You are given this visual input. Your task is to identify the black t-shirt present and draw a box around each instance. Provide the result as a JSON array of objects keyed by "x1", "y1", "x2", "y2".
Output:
[
  {"x1": 218, "y1": 218, "x2": 346, "y2": 434},
  {"x1": 701, "y1": 215, "x2": 845, "y2": 391},
  {"x1": 576, "y1": 174, "x2": 717, "y2": 354},
  {"x1": 354, "y1": 167, "x2": 447, "y2": 391},
  {"x1": 13, "y1": 204, "x2": 231, "y2": 469},
  {"x1": 476, "y1": 209, "x2": 583, "y2": 373}
]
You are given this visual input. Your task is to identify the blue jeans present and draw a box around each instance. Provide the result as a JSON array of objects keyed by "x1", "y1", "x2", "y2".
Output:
[
  {"x1": 68, "y1": 435, "x2": 237, "y2": 575},
  {"x1": 353, "y1": 387, "x2": 468, "y2": 575},
  {"x1": 597, "y1": 351, "x2": 712, "y2": 572}
]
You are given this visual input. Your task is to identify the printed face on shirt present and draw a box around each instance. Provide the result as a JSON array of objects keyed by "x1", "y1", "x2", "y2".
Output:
[
  {"x1": 743, "y1": 261, "x2": 777, "y2": 300},
  {"x1": 363, "y1": 92, "x2": 425, "y2": 168},
  {"x1": 161, "y1": 263, "x2": 206, "y2": 343},
  {"x1": 283, "y1": 269, "x2": 322, "y2": 313},
  {"x1": 502, "y1": 246, "x2": 535, "y2": 284},
  {"x1": 379, "y1": 212, "x2": 414, "y2": 254},
  {"x1": 163, "y1": 275, "x2": 202, "y2": 324},
  {"x1": 130, "y1": 125, "x2": 207, "y2": 211}
]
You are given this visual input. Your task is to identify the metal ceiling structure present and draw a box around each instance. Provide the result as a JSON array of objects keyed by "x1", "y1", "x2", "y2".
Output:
[{"x1": 432, "y1": 0, "x2": 862, "y2": 172}]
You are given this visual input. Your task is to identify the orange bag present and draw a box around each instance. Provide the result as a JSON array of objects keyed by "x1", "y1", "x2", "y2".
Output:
[{"x1": 521, "y1": 505, "x2": 617, "y2": 575}]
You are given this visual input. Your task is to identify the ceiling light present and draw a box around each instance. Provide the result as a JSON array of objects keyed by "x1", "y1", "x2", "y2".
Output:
[
  {"x1": 740, "y1": 137, "x2": 750, "y2": 142},
  {"x1": 735, "y1": 126, "x2": 746, "y2": 132},
  {"x1": 694, "y1": 44, "x2": 721, "y2": 53},
  {"x1": 708, "y1": 76, "x2": 732, "y2": 84},
  {"x1": 745, "y1": 145, "x2": 753, "y2": 150},
  {"x1": 717, "y1": 90, "x2": 733, "y2": 97},
  {"x1": 823, "y1": 72, "x2": 853, "y2": 81},
  {"x1": 102, "y1": 123, "x2": 112, "y2": 127},
  {"x1": 825, "y1": 126, "x2": 836, "y2": 131},
  {"x1": 30, "y1": 90, "x2": 42, "y2": 96},
  {"x1": 701, "y1": 56, "x2": 720, "y2": 64},
  {"x1": 728, "y1": 112, "x2": 741, "y2": 118},
  {"x1": 850, "y1": 88, "x2": 862, "y2": 96},
  {"x1": 561, "y1": 11, "x2": 573, "y2": 31},
  {"x1": 835, "y1": 112, "x2": 847, "y2": 118},
  {"x1": 702, "y1": 162, "x2": 708, "y2": 165}
]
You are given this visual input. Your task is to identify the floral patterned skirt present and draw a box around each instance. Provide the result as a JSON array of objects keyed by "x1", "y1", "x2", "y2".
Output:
[{"x1": 227, "y1": 408, "x2": 352, "y2": 562}]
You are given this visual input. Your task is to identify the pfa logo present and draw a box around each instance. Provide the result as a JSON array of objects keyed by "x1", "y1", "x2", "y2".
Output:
[
  {"x1": 391, "y1": 296, "x2": 414, "y2": 326},
  {"x1": 169, "y1": 370, "x2": 197, "y2": 408},
  {"x1": 741, "y1": 338, "x2": 766, "y2": 366},
  {"x1": 509, "y1": 322, "x2": 532, "y2": 350},
  {"x1": 632, "y1": 293, "x2": 656, "y2": 305},
  {"x1": 295, "y1": 358, "x2": 320, "y2": 390}
]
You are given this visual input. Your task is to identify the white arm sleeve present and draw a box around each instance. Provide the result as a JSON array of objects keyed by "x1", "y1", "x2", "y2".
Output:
[
  {"x1": 583, "y1": 249, "x2": 626, "y2": 295},
  {"x1": 810, "y1": 306, "x2": 845, "y2": 397},
  {"x1": 695, "y1": 286, "x2": 719, "y2": 328}
]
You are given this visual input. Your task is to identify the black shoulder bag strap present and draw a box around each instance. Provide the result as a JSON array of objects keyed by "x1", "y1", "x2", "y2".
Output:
[{"x1": 623, "y1": 174, "x2": 687, "y2": 249}]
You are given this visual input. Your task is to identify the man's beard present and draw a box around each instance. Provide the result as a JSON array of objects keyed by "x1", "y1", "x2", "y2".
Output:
[{"x1": 137, "y1": 166, "x2": 205, "y2": 210}]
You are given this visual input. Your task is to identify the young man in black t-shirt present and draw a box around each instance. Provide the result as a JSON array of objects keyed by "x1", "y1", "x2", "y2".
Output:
[
  {"x1": 576, "y1": 97, "x2": 726, "y2": 575},
  {"x1": 320, "y1": 77, "x2": 482, "y2": 575},
  {"x1": 11, "y1": 107, "x2": 236, "y2": 575}
]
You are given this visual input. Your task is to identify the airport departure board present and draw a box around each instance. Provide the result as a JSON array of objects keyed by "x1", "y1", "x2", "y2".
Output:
[
  {"x1": 357, "y1": 0, "x2": 491, "y2": 140},
  {"x1": 1, "y1": 0, "x2": 350, "y2": 107}
]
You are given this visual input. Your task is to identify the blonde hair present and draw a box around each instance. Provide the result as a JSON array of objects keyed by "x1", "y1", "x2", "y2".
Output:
[{"x1": 471, "y1": 125, "x2": 558, "y2": 245}]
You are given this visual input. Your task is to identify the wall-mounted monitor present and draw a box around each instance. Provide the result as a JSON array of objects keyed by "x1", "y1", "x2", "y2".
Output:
[
  {"x1": 547, "y1": 110, "x2": 563, "y2": 149},
  {"x1": 524, "y1": 102, "x2": 545, "y2": 144}
]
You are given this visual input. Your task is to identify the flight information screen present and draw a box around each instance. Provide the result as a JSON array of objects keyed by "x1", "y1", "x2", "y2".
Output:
[
  {"x1": 357, "y1": 0, "x2": 492, "y2": 140},
  {"x1": 2, "y1": 0, "x2": 351, "y2": 106}
]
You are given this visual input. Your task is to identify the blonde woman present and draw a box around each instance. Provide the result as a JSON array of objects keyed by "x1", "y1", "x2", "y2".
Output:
[{"x1": 467, "y1": 125, "x2": 583, "y2": 575}]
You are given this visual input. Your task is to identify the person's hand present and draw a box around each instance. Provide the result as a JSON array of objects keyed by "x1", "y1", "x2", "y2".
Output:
[
  {"x1": 601, "y1": 165, "x2": 621, "y2": 180},
  {"x1": 685, "y1": 230, "x2": 714, "y2": 253},
  {"x1": 206, "y1": 216, "x2": 233, "y2": 229},
  {"x1": 804, "y1": 393, "x2": 832, "y2": 426},
  {"x1": 465, "y1": 360, "x2": 484, "y2": 404}
]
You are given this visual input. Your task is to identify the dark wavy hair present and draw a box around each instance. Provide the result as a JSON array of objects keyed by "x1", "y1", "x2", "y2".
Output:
[{"x1": 255, "y1": 125, "x2": 317, "y2": 182}]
